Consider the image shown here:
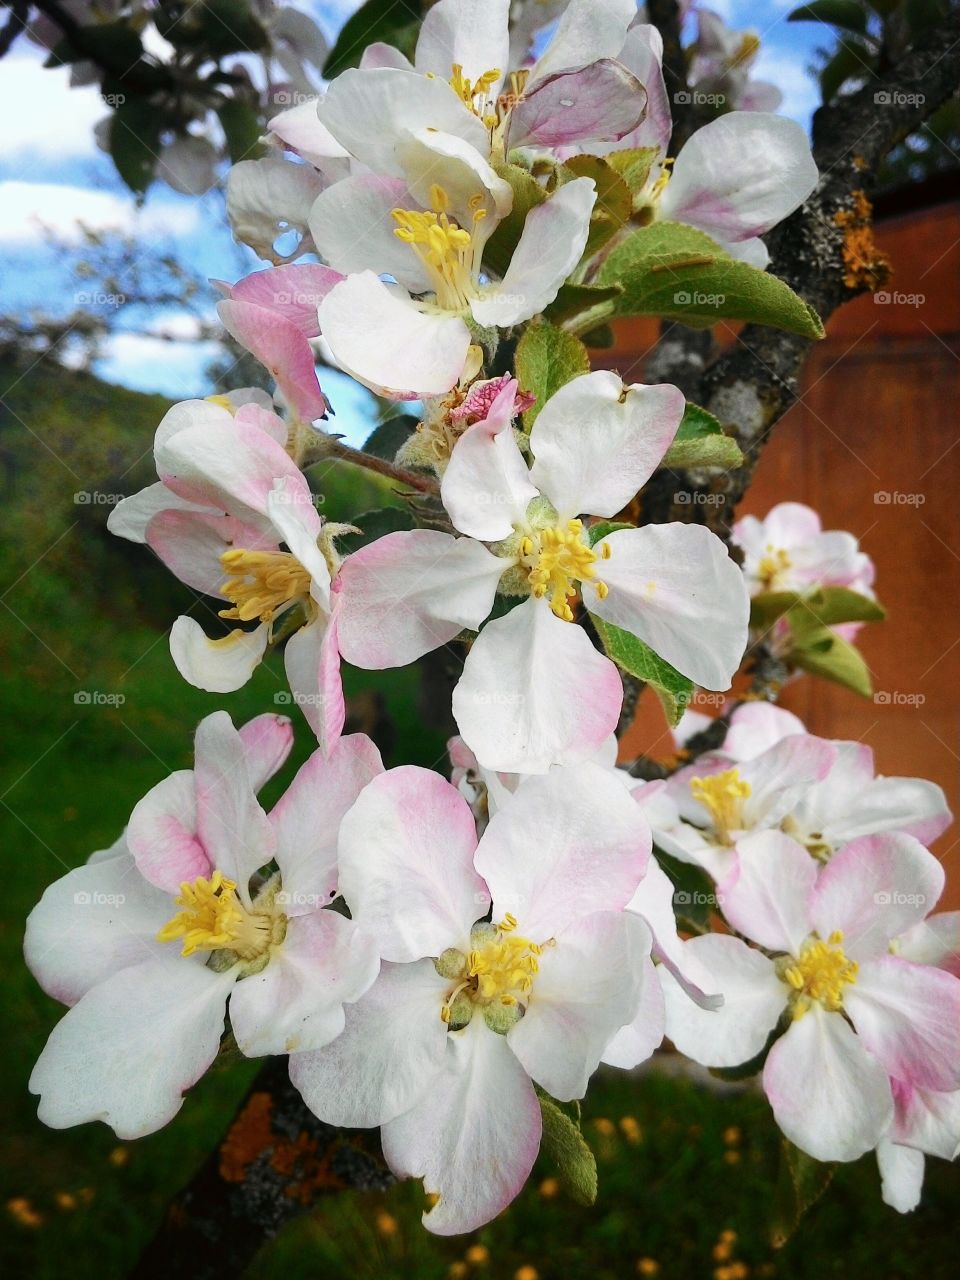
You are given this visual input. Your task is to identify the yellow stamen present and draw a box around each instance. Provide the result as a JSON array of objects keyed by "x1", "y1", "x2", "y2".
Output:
[
  {"x1": 648, "y1": 156, "x2": 675, "y2": 204},
  {"x1": 689, "y1": 767, "x2": 752, "y2": 844},
  {"x1": 782, "y1": 931, "x2": 858, "y2": 1018},
  {"x1": 757, "y1": 543, "x2": 792, "y2": 591},
  {"x1": 521, "y1": 519, "x2": 608, "y2": 621},
  {"x1": 449, "y1": 63, "x2": 502, "y2": 119},
  {"x1": 156, "y1": 871, "x2": 273, "y2": 960},
  {"x1": 218, "y1": 548, "x2": 311, "y2": 624},
  {"x1": 391, "y1": 185, "x2": 481, "y2": 312}
]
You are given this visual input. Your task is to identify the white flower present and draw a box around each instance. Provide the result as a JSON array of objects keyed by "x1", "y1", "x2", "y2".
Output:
[{"x1": 732, "y1": 502, "x2": 875, "y2": 597}]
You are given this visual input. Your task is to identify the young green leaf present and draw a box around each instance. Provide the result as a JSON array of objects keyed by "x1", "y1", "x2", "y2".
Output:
[
  {"x1": 662, "y1": 403, "x2": 744, "y2": 470},
  {"x1": 322, "y1": 0, "x2": 420, "y2": 77},
  {"x1": 536, "y1": 1090, "x2": 598, "y2": 1207},
  {"x1": 515, "y1": 321, "x2": 590, "y2": 428},
  {"x1": 362, "y1": 415, "x2": 418, "y2": 462},
  {"x1": 788, "y1": 621, "x2": 874, "y2": 696},
  {"x1": 483, "y1": 161, "x2": 548, "y2": 278},
  {"x1": 589, "y1": 613, "x2": 695, "y2": 726}
]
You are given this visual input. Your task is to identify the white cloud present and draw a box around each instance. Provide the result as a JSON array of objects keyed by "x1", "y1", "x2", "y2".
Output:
[
  {"x1": 0, "y1": 52, "x2": 107, "y2": 159},
  {"x1": 0, "y1": 181, "x2": 200, "y2": 244}
]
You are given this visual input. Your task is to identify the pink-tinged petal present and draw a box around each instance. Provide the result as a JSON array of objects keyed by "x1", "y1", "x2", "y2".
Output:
[
  {"x1": 760, "y1": 501, "x2": 823, "y2": 545},
  {"x1": 237, "y1": 712, "x2": 294, "y2": 793},
  {"x1": 283, "y1": 614, "x2": 346, "y2": 753},
  {"x1": 762, "y1": 1005, "x2": 893, "y2": 1162},
  {"x1": 229, "y1": 911, "x2": 380, "y2": 1057},
  {"x1": 29, "y1": 958, "x2": 235, "y2": 1139},
  {"x1": 877, "y1": 1141, "x2": 924, "y2": 1213},
  {"x1": 307, "y1": 175, "x2": 431, "y2": 294},
  {"x1": 661, "y1": 934, "x2": 783, "y2": 1067},
  {"x1": 440, "y1": 378, "x2": 538, "y2": 540},
  {"x1": 720, "y1": 830, "x2": 817, "y2": 954},
  {"x1": 471, "y1": 178, "x2": 596, "y2": 328},
  {"x1": 146, "y1": 509, "x2": 234, "y2": 597},
  {"x1": 602, "y1": 954, "x2": 666, "y2": 1069},
  {"x1": 290, "y1": 960, "x2": 449, "y2": 1127},
  {"x1": 338, "y1": 767, "x2": 487, "y2": 962},
  {"x1": 360, "y1": 41, "x2": 413, "y2": 71},
  {"x1": 508, "y1": 60, "x2": 646, "y2": 150},
  {"x1": 529, "y1": 0, "x2": 636, "y2": 85},
  {"x1": 529, "y1": 371, "x2": 683, "y2": 520},
  {"x1": 267, "y1": 99, "x2": 349, "y2": 168},
  {"x1": 415, "y1": 0, "x2": 509, "y2": 92},
  {"x1": 475, "y1": 763, "x2": 650, "y2": 939},
  {"x1": 336, "y1": 529, "x2": 504, "y2": 669},
  {"x1": 233, "y1": 400, "x2": 288, "y2": 445},
  {"x1": 218, "y1": 299, "x2": 328, "y2": 423},
  {"x1": 317, "y1": 68, "x2": 487, "y2": 178},
  {"x1": 823, "y1": 775, "x2": 952, "y2": 851},
  {"x1": 661, "y1": 114, "x2": 818, "y2": 244},
  {"x1": 127, "y1": 770, "x2": 209, "y2": 894},
  {"x1": 169, "y1": 617, "x2": 270, "y2": 695},
  {"x1": 319, "y1": 272, "x2": 472, "y2": 398},
  {"x1": 224, "y1": 264, "x2": 345, "y2": 338},
  {"x1": 509, "y1": 911, "x2": 649, "y2": 1099},
  {"x1": 845, "y1": 956, "x2": 960, "y2": 1092},
  {"x1": 723, "y1": 702, "x2": 807, "y2": 760},
  {"x1": 897, "y1": 911, "x2": 960, "y2": 973},
  {"x1": 264, "y1": 479, "x2": 328, "y2": 592},
  {"x1": 605, "y1": 23, "x2": 671, "y2": 153},
  {"x1": 890, "y1": 1077, "x2": 960, "y2": 1158},
  {"x1": 269, "y1": 733, "x2": 383, "y2": 913},
  {"x1": 24, "y1": 853, "x2": 175, "y2": 1007},
  {"x1": 381, "y1": 1018, "x2": 541, "y2": 1235},
  {"x1": 156, "y1": 417, "x2": 305, "y2": 524},
  {"x1": 810, "y1": 832, "x2": 945, "y2": 962},
  {"x1": 193, "y1": 711, "x2": 276, "y2": 901},
  {"x1": 153, "y1": 397, "x2": 235, "y2": 451},
  {"x1": 453, "y1": 597, "x2": 623, "y2": 774},
  {"x1": 398, "y1": 128, "x2": 513, "y2": 227},
  {"x1": 627, "y1": 858, "x2": 722, "y2": 1009},
  {"x1": 590, "y1": 523, "x2": 750, "y2": 690},
  {"x1": 108, "y1": 482, "x2": 212, "y2": 545}
]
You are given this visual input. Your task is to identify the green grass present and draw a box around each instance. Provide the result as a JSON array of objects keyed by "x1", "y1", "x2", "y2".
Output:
[{"x1": 2, "y1": 361, "x2": 958, "y2": 1277}]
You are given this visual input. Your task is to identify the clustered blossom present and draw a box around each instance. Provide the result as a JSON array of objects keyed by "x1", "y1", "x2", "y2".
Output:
[{"x1": 24, "y1": 0, "x2": 960, "y2": 1240}]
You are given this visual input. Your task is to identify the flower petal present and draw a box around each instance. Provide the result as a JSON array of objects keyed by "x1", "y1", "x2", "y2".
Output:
[
  {"x1": 453, "y1": 597, "x2": 622, "y2": 774},
  {"x1": 336, "y1": 529, "x2": 505, "y2": 668},
  {"x1": 601, "y1": 954, "x2": 666, "y2": 1069},
  {"x1": 169, "y1": 617, "x2": 269, "y2": 694},
  {"x1": 282, "y1": 614, "x2": 345, "y2": 752},
  {"x1": 626, "y1": 858, "x2": 722, "y2": 1009},
  {"x1": 415, "y1": 0, "x2": 509, "y2": 93},
  {"x1": 723, "y1": 702, "x2": 806, "y2": 760},
  {"x1": 877, "y1": 1140, "x2": 925, "y2": 1213},
  {"x1": 530, "y1": 0, "x2": 636, "y2": 85},
  {"x1": 529, "y1": 370, "x2": 683, "y2": 520},
  {"x1": 337, "y1": 766, "x2": 487, "y2": 962},
  {"x1": 218, "y1": 299, "x2": 328, "y2": 423},
  {"x1": 308, "y1": 174, "x2": 432, "y2": 293},
  {"x1": 229, "y1": 911, "x2": 380, "y2": 1057},
  {"x1": 589, "y1": 523, "x2": 749, "y2": 690},
  {"x1": 224, "y1": 264, "x2": 344, "y2": 338},
  {"x1": 762, "y1": 1005, "x2": 893, "y2": 1162},
  {"x1": 475, "y1": 762, "x2": 650, "y2": 939},
  {"x1": 290, "y1": 960, "x2": 449, "y2": 1127},
  {"x1": 381, "y1": 1018, "x2": 541, "y2": 1235},
  {"x1": 720, "y1": 830, "x2": 818, "y2": 954},
  {"x1": 508, "y1": 60, "x2": 647, "y2": 150},
  {"x1": 127, "y1": 769, "x2": 209, "y2": 894}
]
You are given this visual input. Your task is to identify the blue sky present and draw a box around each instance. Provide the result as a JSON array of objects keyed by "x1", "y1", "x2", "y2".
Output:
[{"x1": 0, "y1": 1, "x2": 826, "y2": 444}]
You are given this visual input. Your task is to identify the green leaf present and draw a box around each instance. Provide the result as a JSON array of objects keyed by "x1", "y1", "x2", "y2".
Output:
[
  {"x1": 787, "y1": 1, "x2": 869, "y2": 33},
  {"x1": 482, "y1": 161, "x2": 548, "y2": 278},
  {"x1": 562, "y1": 154, "x2": 633, "y2": 258},
  {"x1": 788, "y1": 622, "x2": 873, "y2": 696},
  {"x1": 543, "y1": 282, "x2": 623, "y2": 328},
  {"x1": 109, "y1": 99, "x2": 162, "y2": 194},
  {"x1": 514, "y1": 321, "x2": 590, "y2": 428},
  {"x1": 323, "y1": 0, "x2": 420, "y2": 77},
  {"x1": 751, "y1": 586, "x2": 885, "y2": 631},
  {"x1": 596, "y1": 222, "x2": 825, "y2": 340},
  {"x1": 337, "y1": 506, "x2": 415, "y2": 553},
  {"x1": 652, "y1": 850, "x2": 718, "y2": 933},
  {"x1": 662, "y1": 402, "x2": 744, "y2": 470},
  {"x1": 771, "y1": 1139, "x2": 835, "y2": 1248},
  {"x1": 217, "y1": 100, "x2": 263, "y2": 164},
  {"x1": 362, "y1": 414, "x2": 418, "y2": 462},
  {"x1": 46, "y1": 21, "x2": 143, "y2": 68},
  {"x1": 605, "y1": 146, "x2": 661, "y2": 199},
  {"x1": 590, "y1": 613, "x2": 695, "y2": 727},
  {"x1": 819, "y1": 37, "x2": 876, "y2": 101},
  {"x1": 536, "y1": 1090, "x2": 597, "y2": 1207},
  {"x1": 587, "y1": 521, "x2": 633, "y2": 546}
]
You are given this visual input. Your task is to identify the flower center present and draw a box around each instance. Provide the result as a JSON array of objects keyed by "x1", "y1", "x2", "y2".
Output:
[
  {"x1": 520, "y1": 519, "x2": 610, "y2": 621},
  {"x1": 436, "y1": 916, "x2": 553, "y2": 1034},
  {"x1": 218, "y1": 548, "x2": 311, "y2": 624},
  {"x1": 156, "y1": 871, "x2": 278, "y2": 962},
  {"x1": 689, "y1": 767, "x2": 752, "y2": 844},
  {"x1": 781, "y1": 931, "x2": 858, "y2": 1018},
  {"x1": 757, "y1": 544, "x2": 792, "y2": 591},
  {"x1": 391, "y1": 185, "x2": 486, "y2": 311},
  {"x1": 449, "y1": 62, "x2": 502, "y2": 126}
]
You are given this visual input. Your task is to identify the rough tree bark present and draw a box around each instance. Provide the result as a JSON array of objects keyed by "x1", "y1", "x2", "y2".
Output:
[{"x1": 130, "y1": 6, "x2": 960, "y2": 1274}]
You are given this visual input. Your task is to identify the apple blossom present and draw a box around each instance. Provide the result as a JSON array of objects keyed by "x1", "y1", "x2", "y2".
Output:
[
  {"x1": 335, "y1": 371, "x2": 749, "y2": 772},
  {"x1": 25, "y1": 713, "x2": 383, "y2": 1138},
  {"x1": 107, "y1": 396, "x2": 344, "y2": 749},
  {"x1": 660, "y1": 829, "x2": 960, "y2": 1162},
  {"x1": 733, "y1": 501, "x2": 876, "y2": 597},
  {"x1": 290, "y1": 761, "x2": 661, "y2": 1233},
  {"x1": 687, "y1": 8, "x2": 783, "y2": 113}
]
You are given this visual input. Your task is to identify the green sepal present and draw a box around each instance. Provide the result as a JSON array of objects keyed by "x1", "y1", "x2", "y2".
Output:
[
  {"x1": 751, "y1": 586, "x2": 885, "y2": 631},
  {"x1": 771, "y1": 1139, "x2": 836, "y2": 1249},
  {"x1": 362, "y1": 414, "x2": 418, "y2": 462}
]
